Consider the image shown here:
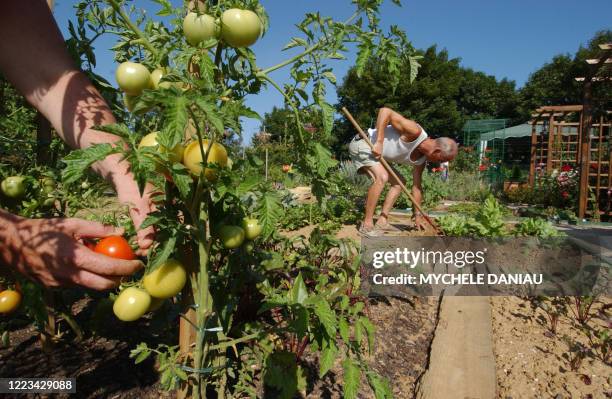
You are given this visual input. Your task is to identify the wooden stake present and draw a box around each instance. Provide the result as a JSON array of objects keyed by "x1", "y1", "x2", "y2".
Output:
[{"x1": 341, "y1": 107, "x2": 442, "y2": 234}]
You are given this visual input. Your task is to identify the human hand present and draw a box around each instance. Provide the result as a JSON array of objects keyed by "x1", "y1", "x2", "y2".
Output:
[
  {"x1": 413, "y1": 215, "x2": 427, "y2": 231},
  {"x1": 1, "y1": 214, "x2": 143, "y2": 290},
  {"x1": 113, "y1": 176, "x2": 156, "y2": 256},
  {"x1": 372, "y1": 142, "x2": 383, "y2": 158}
]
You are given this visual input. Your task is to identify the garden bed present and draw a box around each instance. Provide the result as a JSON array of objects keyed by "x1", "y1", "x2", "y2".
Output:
[{"x1": 491, "y1": 296, "x2": 611, "y2": 398}]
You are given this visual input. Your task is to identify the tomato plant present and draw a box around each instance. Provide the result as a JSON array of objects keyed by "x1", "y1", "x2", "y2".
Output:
[
  {"x1": 94, "y1": 236, "x2": 136, "y2": 260},
  {"x1": 61, "y1": 0, "x2": 416, "y2": 397}
]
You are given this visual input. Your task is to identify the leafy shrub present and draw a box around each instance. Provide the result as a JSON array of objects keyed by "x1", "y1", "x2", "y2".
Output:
[
  {"x1": 513, "y1": 218, "x2": 561, "y2": 238},
  {"x1": 438, "y1": 195, "x2": 508, "y2": 237},
  {"x1": 392, "y1": 167, "x2": 449, "y2": 210},
  {"x1": 452, "y1": 146, "x2": 479, "y2": 172},
  {"x1": 444, "y1": 172, "x2": 491, "y2": 202}
]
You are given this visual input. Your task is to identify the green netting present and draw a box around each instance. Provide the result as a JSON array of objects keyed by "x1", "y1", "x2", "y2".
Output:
[{"x1": 462, "y1": 119, "x2": 509, "y2": 189}]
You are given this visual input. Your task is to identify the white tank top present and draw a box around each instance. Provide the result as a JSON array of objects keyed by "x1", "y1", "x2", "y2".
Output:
[{"x1": 368, "y1": 125, "x2": 428, "y2": 166}]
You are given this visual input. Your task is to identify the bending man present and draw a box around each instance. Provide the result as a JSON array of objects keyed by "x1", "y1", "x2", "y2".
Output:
[{"x1": 349, "y1": 107, "x2": 458, "y2": 235}]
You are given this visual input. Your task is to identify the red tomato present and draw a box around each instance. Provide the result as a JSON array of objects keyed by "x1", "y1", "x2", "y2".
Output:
[{"x1": 94, "y1": 236, "x2": 136, "y2": 260}]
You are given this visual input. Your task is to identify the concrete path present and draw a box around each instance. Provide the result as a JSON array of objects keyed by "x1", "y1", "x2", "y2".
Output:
[{"x1": 415, "y1": 296, "x2": 496, "y2": 399}]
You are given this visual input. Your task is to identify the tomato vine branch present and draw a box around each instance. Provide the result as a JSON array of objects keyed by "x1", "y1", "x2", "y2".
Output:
[{"x1": 107, "y1": 0, "x2": 161, "y2": 60}]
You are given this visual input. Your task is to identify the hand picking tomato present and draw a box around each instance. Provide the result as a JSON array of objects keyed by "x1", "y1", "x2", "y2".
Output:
[
  {"x1": 113, "y1": 287, "x2": 151, "y2": 321},
  {"x1": 0, "y1": 290, "x2": 22, "y2": 314},
  {"x1": 143, "y1": 259, "x2": 187, "y2": 299},
  {"x1": 94, "y1": 236, "x2": 136, "y2": 260}
]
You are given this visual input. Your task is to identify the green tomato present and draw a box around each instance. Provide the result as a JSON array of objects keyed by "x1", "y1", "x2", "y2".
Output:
[
  {"x1": 116, "y1": 61, "x2": 151, "y2": 96},
  {"x1": 244, "y1": 241, "x2": 254, "y2": 254},
  {"x1": 150, "y1": 68, "x2": 173, "y2": 90},
  {"x1": 139, "y1": 132, "x2": 184, "y2": 167},
  {"x1": 183, "y1": 12, "x2": 219, "y2": 46},
  {"x1": 242, "y1": 217, "x2": 262, "y2": 240},
  {"x1": 220, "y1": 9, "x2": 261, "y2": 48},
  {"x1": 218, "y1": 225, "x2": 245, "y2": 249},
  {"x1": 1, "y1": 176, "x2": 26, "y2": 199},
  {"x1": 143, "y1": 259, "x2": 187, "y2": 299},
  {"x1": 41, "y1": 177, "x2": 55, "y2": 194},
  {"x1": 113, "y1": 287, "x2": 151, "y2": 322}
]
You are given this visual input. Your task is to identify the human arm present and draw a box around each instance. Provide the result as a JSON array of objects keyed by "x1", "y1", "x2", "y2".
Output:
[
  {"x1": 373, "y1": 107, "x2": 423, "y2": 158},
  {"x1": 0, "y1": 209, "x2": 143, "y2": 290},
  {"x1": 0, "y1": 0, "x2": 154, "y2": 252},
  {"x1": 411, "y1": 163, "x2": 427, "y2": 230}
]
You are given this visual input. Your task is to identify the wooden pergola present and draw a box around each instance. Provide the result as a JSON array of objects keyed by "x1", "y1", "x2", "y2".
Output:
[{"x1": 528, "y1": 43, "x2": 612, "y2": 219}]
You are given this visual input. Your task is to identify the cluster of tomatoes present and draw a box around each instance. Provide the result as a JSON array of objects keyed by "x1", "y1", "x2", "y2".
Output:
[
  {"x1": 95, "y1": 219, "x2": 261, "y2": 322},
  {"x1": 115, "y1": 8, "x2": 262, "y2": 111},
  {"x1": 1, "y1": 175, "x2": 57, "y2": 209},
  {"x1": 88, "y1": 236, "x2": 184, "y2": 322}
]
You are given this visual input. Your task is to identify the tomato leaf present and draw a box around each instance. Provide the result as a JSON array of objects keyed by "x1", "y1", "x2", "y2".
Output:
[
  {"x1": 256, "y1": 190, "x2": 283, "y2": 239},
  {"x1": 319, "y1": 340, "x2": 337, "y2": 377},
  {"x1": 289, "y1": 273, "x2": 308, "y2": 305},
  {"x1": 313, "y1": 297, "x2": 336, "y2": 338},
  {"x1": 342, "y1": 358, "x2": 360, "y2": 399},
  {"x1": 62, "y1": 143, "x2": 119, "y2": 184}
]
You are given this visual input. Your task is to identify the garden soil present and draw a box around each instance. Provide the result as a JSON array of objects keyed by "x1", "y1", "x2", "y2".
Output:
[{"x1": 491, "y1": 296, "x2": 611, "y2": 398}]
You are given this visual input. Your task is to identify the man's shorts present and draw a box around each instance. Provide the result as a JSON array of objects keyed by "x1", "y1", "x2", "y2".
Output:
[{"x1": 348, "y1": 136, "x2": 380, "y2": 171}]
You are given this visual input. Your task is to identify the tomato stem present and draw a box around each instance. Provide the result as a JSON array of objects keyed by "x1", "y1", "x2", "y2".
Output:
[
  {"x1": 108, "y1": 0, "x2": 161, "y2": 61},
  {"x1": 257, "y1": 73, "x2": 305, "y2": 146}
]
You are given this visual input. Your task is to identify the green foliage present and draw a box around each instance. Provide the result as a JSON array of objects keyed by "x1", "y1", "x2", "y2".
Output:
[
  {"x1": 519, "y1": 30, "x2": 612, "y2": 118},
  {"x1": 444, "y1": 172, "x2": 491, "y2": 202},
  {"x1": 452, "y1": 147, "x2": 480, "y2": 173},
  {"x1": 438, "y1": 195, "x2": 507, "y2": 237},
  {"x1": 391, "y1": 167, "x2": 448, "y2": 210},
  {"x1": 513, "y1": 218, "x2": 561, "y2": 238}
]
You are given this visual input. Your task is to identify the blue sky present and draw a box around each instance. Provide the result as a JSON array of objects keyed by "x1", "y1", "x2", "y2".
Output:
[{"x1": 52, "y1": 0, "x2": 611, "y2": 142}]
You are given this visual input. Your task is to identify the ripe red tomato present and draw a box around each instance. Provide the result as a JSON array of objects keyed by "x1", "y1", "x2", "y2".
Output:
[{"x1": 94, "y1": 236, "x2": 136, "y2": 260}]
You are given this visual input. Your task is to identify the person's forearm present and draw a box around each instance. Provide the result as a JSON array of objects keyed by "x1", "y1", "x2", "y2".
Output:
[
  {"x1": 0, "y1": 1, "x2": 150, "y2": 211},
  {"x1": 411, "y1": 186, "x2": 423, "y2": 213},
  {"x1": 376, "y1": 107, "x2": 392, "y2": 143},
  {"x1": 0, "y1": 209, "x2": 20, "y2": 263}
]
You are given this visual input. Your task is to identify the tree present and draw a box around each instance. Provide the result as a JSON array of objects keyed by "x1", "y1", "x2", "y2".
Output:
[
  {"x1": 335, "y1": 44, "x2": 522, "y2": 156},
  {"x1": 519, "y1": 30, "x2": 612, "y2": 116}
]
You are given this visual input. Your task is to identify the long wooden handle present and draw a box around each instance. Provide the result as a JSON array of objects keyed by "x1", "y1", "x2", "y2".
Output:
[{"x1": 341, "y1": 107, "x2": 442, "y2": 234}]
